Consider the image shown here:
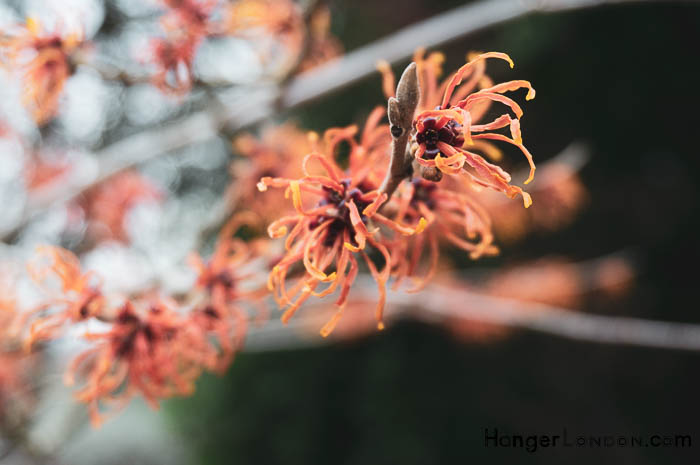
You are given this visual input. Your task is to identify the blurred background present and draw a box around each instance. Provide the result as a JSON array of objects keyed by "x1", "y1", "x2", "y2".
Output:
[{"x1": 2, "y1": 0, "x2": 700, "y2": 464}]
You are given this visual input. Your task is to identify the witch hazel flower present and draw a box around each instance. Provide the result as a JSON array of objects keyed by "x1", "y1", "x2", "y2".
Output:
[
  {"x1": 385, "y1": 177, "x2": 498, "y2": 292},
  {"x1": 147, "y1": 0, "x2": 216, "y2": 95},
  {"x1": 0, "y1": 18, "x2": 85, "y2": 125},
  {"x1": 23, "y1": 246, "x2": 105, "y2": 349},
  {"x1": 380, "y1": 51, "x2": 536, "y2": 207},
  {"x1": 367, "y1": 51, "x2": 538, "y2": 293},
  {"x1": 257, "y1": 117, "x2": 423, "y2": 336},
  {"x1": 19, "y1": 234, "x2": 265, "y2": 425},
  {"x1": 65, "y1": 299, "x2": 211, "y2": 426},
  {"x1": 187, "y1": 213, "x2": 268, "y2": 372},
  {"x1": 416, "y1": 53, "x2": 535, "y2": 206}
]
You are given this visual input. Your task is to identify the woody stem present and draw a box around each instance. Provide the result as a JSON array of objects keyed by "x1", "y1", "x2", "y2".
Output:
[{"x1": 379, "y1": 62, "x2": 420, "y2": 202}]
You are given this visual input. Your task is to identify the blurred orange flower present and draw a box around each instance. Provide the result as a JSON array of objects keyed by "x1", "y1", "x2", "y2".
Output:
[
  {"x1": 483, "y1": 161, "x2": 588, "y2": 244},
  {"x1": 297, "y1": 5, "x2": 343, "y2": 72},
  {"x1": 24, "y1": 246, "x2": 104, "y2": 348},
  {"x1": 65, "y1": 300, "x2": 209, "y2": 426},
  {"x1": 0, "y1": 18, "x2": 84, "y2": 125},
  {"x1": 222, "y1": 0, "x2": 304, "y2": 72},
  {"x1": 149, "y1": 36, "x2": 199, "y2": 95},
  {"x1": 187, "y1": 214, "x2": 267, "y2": 371},
  {"x1": 230, "y1": 124, "x2": 311, "y2": 224},
  {"x1": 78, "y1": 171, "x2": 162, "y2": 243},
  {"x1": 24, "y1": 152, "x2": 72, "y2": 192}
]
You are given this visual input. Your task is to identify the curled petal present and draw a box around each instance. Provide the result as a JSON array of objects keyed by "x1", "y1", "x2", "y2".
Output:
[
  {"x1": 462, "y1": 92, "x2": 523, "y2": 119},
  {"x1": 471, "y1": 133, "x2": 535, "y2": 185},
  {"x1": 479, "y1": 79, "x2": 536, "y2": 100},
  {"x1": 462, "y1": 149, "x2": 532, "y2": 208},
  {"x1": 441, "y1": 52, "x2": 514, "y2": 108},
  {"x1": 302, "y1": 152, "x2": 343, "y2": 184},
  {"x1": 362, "y1": 192, "x2": 388, "y2": 217}
]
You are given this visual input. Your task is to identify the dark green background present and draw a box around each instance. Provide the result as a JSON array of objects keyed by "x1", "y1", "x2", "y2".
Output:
[{"x1": 170, "y1": 2, "x2": 700, "y2": 464}]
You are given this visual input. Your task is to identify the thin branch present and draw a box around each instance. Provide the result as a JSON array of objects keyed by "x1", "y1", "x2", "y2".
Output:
[
  {"x1": 379, "y1": 62, "x2": 419, "y2": 200},
  {"x1": 280, "y1": 0, "x2": 666, "y2": 108},
  {"x1": 245, "y1": 277, "x2": 700, "y2": 353}
]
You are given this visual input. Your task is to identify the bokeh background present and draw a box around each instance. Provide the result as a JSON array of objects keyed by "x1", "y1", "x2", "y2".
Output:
[{"x1": 2, "y1": 1, "x2": 700, "y2": 464}]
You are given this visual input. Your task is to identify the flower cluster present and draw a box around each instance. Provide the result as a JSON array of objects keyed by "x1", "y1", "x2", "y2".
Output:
[
  {"x1": 0, "y1": 18, "x2": 84, "y2": 124},
  {"x1": 20, "y1": 234, "x2": 263, "y2": 425},
  {"x1": 256, "y1": 112, "x2": 415, "y2": 335},
  {"x1": 150, "y1": 0, "x2": 218, "y2": 94},
  {"x1": 64, "y1": 299, "x2": 205, "y2": 425},
  {"x1": 9, "y1": 46, "x2": 543, "y2": 426},
  {"x1": 380, "y1": 50, "x2": 536, "y2": 206},
  {"x1": 253, "y1": 50, "x2": 536, "y2": 335}
]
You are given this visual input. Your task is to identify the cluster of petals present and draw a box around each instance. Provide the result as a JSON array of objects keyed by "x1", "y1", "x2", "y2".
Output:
[
  {"x1": 380, "y1": 50, "x2": 536, "y2": 207},
  {"x1": 223, "y1": 0, "x2": 341, "y2": 74},
  {"x1": 150, "y1": 0, "x2": 217, "y2": 94},
  {"x1": 19, "y1": 240, "x2": 261, "y2": 425},
  {"x1": 24, "y1": 246, "x2": 105, "y2": 349},
  {"x1": 253, "y1": 50, "x2": 538, "y2": 334},
  {"x1": 187, "y1": 213, "x2": 268, "y2": 371},
  {"x1": 64, "y1": 299, "x2": 210, "y2": 426},
  {"x1": 385, "y1": 177, "x2": 498, "y2": 292},
  {"x1": 0, "y1": 18, "x2": 84, "y2": 125},
  {"x1": 256, "y1": 110, "x2": 423, "y2": 336}
]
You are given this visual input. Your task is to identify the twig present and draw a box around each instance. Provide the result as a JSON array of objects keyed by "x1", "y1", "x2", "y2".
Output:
[
  {"x1": 244, "y1": 276, "x2": 700, "y2": 353},
  {"x1": 280, "y1": 0, "x2": 666, "y2": 109},
  {"x1": 379, "y1": 62, "x2": 419, "y2": 200}
]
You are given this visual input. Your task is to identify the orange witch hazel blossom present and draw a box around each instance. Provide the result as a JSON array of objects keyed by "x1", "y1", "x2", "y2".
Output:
[
  {"x1": 149, "y1": 0, "x2": 216, "y2": 95},
  {"x1": 24, "y1": 246, "x2": 104, "y2": 348},
  {"x1": 380, "y1": 50, "x2": 537, "y2": 208},
  {"x1": 386, "y1": 177, "x2": 498, "y2": 292},
  {"x1": 19, "y1": 236, "x2": 262, "y2": 424},
  {"x1": 149, "y1": 36, "x2": 198, "y2": 95},
  {"x1": 222, "y1": 0, "x2": 304, "y2": 53},
  {"x1": 187, "y1": 214, "x2": 268, "y2": 371},
  {"x1": 257, "y1": 120, "x2": 422, "y2": 336},
  {"x1": 415, "y1": 52, "x2": 535, "y2": 207},
  {"x1": 65, "y1": 300, "x2": 210, "y2": 426},
  {"x1": 0, "y1": 18, "x2": 84, "y2": 125}
]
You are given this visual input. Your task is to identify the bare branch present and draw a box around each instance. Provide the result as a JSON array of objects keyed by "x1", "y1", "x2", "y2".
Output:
[
  {"x1": 281, "y1": 0, "x2": 667, "y2": 108},
  {"x1": 245, "y1": 277, "x2": 700, "y2": 353}
]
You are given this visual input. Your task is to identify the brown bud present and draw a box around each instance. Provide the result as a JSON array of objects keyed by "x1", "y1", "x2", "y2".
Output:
[{"x1": 421, "y1": 166, "x2": 443, "y2": 182}]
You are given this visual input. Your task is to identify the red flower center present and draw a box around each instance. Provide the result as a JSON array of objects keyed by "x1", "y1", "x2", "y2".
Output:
[
  {"x1": 415, "y1": 116, "x2": 464, "y2": 159},
  {"x1": 309, "y1": 178, "x2": 371, "y2": 246}
]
